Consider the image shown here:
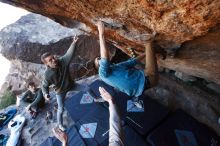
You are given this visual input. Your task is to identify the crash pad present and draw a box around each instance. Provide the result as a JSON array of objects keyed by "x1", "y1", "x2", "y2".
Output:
[
  {"x1": 75, "y1": 105, "x2": 109, "y2": 146},
  {"x1": 40, "y1": 125, "x2": 86, "y2": 146},
  {"x1": 0, "y1": 108, "x2": 17, "y2": 131},
  {"x1": 147, "y1": 109, "x2": 220, "y2": 146},
  {"x1": 65, "y1": 91, "x2": 104, "y2": 122},
  {"x1": 125, "y1": 95, "x2": 170, "y2": 135}
]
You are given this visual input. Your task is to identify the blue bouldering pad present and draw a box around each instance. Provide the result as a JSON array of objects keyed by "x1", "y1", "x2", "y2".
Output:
[
  {"x1": 147, "y1": 109, "x2": 220, "y2": 146},
  {"x1": 39, "y1": 125, "x2": 86, "y2": 146},
  {"x1": 75, "y1": 104, "x2": 109, "y2": 146},
  {"x1": 0, "y1": 108, "x2": 17, "y2": 131},
  {"x1": 65, "y1": 91, "x2": 104, "y2": 122},
  {"x1": 89, "y1": 79, "x2": 116, "y2": 99},
  {"x1": 125, "y1": 94, "x2": 170, "y2": 135}
]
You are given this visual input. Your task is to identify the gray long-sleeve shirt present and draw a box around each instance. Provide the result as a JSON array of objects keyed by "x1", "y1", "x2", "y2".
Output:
[{"x1": 42, "y1": 41, "x2": 76, "y2": 96}]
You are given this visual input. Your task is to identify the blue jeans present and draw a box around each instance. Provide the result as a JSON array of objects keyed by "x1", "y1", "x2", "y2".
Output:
[
  {"x1": 56, "y1": 92, "x2": 67, "y2": 126},
  {"x1": 56, "y1": 83, "x2": 88, "y2": 126}
]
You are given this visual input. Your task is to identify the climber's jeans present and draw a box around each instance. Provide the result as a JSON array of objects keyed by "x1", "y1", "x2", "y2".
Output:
[
  {"x1": 56, "y1": 83, "x2": 88, "y2": 126},
  {"x1": 56, "y1": 92, "x2": 67, "y2": 126}
]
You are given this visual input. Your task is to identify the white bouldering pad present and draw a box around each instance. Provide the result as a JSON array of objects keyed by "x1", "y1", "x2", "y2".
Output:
[{"x1": 6, "y1": 114, "x2": 26, "y2": 146}]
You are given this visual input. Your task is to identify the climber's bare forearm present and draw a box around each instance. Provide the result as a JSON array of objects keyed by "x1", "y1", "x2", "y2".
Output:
[
  {"x1": 100, "y1": 35, "x2": 109, "y2": 59},
  {"x1": 98, "y1": 21, "x2": 109, "y2": 59}
]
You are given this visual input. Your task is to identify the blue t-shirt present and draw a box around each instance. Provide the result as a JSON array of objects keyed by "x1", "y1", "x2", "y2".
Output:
[{"x1": 99, "y1": 58, "x2": 146, "y2": 97}]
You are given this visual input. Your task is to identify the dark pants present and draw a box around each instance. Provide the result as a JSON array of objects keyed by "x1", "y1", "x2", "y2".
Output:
[{"x1": 30, "y1": 91, "x2": 45, "y2": 112}]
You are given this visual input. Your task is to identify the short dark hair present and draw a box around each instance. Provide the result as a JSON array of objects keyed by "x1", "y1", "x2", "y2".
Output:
[
  {"x1": 27, "y1": 82, "x2": 35, "y2": 88},
  {"x1": 41, "y1": 52, "x2": 52, "y2": 63}
]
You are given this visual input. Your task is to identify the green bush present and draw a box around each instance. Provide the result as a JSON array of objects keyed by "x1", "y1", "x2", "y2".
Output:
[{"x1": 0, "y1": 90, "x2": 16, "y2": 110}]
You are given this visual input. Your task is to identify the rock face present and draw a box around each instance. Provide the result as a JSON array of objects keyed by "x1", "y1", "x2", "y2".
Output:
[
  {"x1": 0, "y1": 60, "x2": 46, "y2": 95},
  {"x1": 174, "y1": 71, "x2": 197, "y2": 82},
  {"x1": 0, "y1": 13, "x2": 116, "y2": 64},
  {"x1": 2, "y1": 0, "x2": 220, "y2": 50},
  {"x1": 0, "y1": 13, "x2": 88, "y2": 63},
  {"x1": 1, "y1": 0, "x2": 220, "y2": 85},
  {"x1": 146, "y1": 74, "x2": 220, "y2": 136},
  {"x1": 158, "y1": 25, "x2": 220, "y2": 84}
]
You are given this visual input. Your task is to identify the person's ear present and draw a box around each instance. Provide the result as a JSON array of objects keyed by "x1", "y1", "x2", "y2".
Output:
[
  {"x1": 42, "y1": 60, "x2": 47, "y2": 65},
  {"x1": 43, "y1": 60, "x2": 49, "y2": 66}
]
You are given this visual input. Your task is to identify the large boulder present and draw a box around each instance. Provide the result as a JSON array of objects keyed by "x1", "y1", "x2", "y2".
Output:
[
  {"x1": 158, "y1": 25, "x2": 220, "y2": 84},
  {"x1": 0, "y1": 13, "x2": 88, "y2": 63},
  {"x1": 1, "y1": 1, "x2": 220, "y2": 85},
  {"x1": 1, "y1": 0, "x2": 220, "y2": 50},
  {"x1": 0, "y1": 13, "x2": 116, "y2": 63}
]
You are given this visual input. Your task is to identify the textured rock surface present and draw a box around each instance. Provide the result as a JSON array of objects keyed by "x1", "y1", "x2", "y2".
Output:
[
  {"x1": 0, "y1": 13, "x2": 88, "y2": 62},
  {"x1": 174, "y1": 71, "x2": 197, "y2": 82},
  {"x1": 0, "y1": 13, "x2": 116, "y2": 63},
  {"x1": 1, "y1": 0, "x2": 220, "y2": 84},
  {"x1": 145, "y1": 74, "x2": 220, "y2": 136},
  {"x1": 0, "y1": 60, "x2": 46, "y2": 95},
  {"x1": 1, "y1": 0, "x2": 220, "y2": 50},
  {"x1": 158, "y1": 25, "x2": 220, "y2": 84},
  {"x1": 206, "y1": 83, "x2": 220, "y2": 94}
]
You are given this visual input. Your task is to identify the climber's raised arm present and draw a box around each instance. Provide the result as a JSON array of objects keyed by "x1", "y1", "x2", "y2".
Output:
[{"x1": 97, "y1": 21, "x2": 109, "y2": 60}]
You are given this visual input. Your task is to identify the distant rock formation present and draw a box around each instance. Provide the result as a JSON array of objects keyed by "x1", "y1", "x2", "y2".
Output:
[
  {"x1": 0, "y1": 13, "x2": 88, "y2": 63},
  {"x1": 0, "y1": 60, "x2": 45, "y2": 95}
]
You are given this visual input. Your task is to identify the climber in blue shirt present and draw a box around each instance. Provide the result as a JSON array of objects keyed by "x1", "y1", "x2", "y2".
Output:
[{"x1": 94, "y1": 21, "x2": 159, "y2": 105}]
